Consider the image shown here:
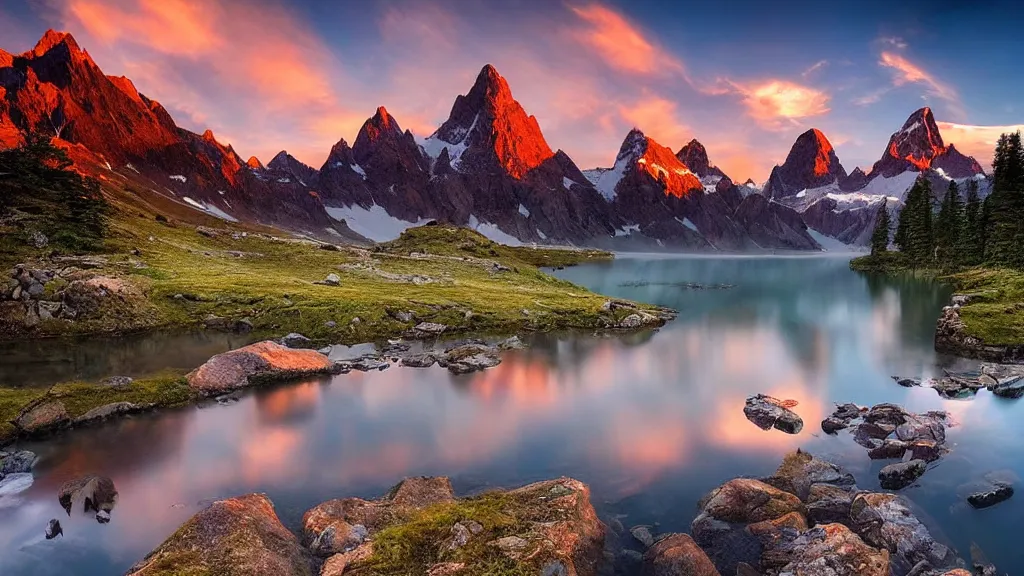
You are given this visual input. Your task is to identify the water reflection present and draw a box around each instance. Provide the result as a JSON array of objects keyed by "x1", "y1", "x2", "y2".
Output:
[{"x1": 5, "y1": 255, "x2": 1024, "y2": 574}]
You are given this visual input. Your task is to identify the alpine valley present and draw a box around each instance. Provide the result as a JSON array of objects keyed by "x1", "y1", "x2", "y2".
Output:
[{"x1": 0, "y1": 31, "x2": 990, "y2": 251}]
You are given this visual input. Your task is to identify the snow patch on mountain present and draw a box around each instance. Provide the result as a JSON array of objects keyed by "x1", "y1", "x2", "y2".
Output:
[
  {"x1": 676, "y1": 217, "x2": 699, "y2": 232},
  {"x1": 351, "y1": 164, "x2": 367, "y2": 179},
  {"x1": 420, "y1": 112, "x2": 479, "y2": 170},
  {"x1": 518, "y1": 204, "x2": 531, "y2": 218},
  {"x1": 562, "y1": 177, "x2": 577, "y2": 190},
  {"x1": 807, "y1": 229, "x2": 862, "y2": 252},
  {"x1": 856, "y1": 171, "x2": 919, "y2": 200},
  {"x1": 325, "y1": 204, "x2": 428, "y2": 242},
  {"x1": 182, "y1": 197, "x2": 239, "y2": 222},
  {"x1": 169, "y1": 175, "x2": 187, "y2": 183},
  {"x1": 614, "y1": 224, "x2": 641, "y2": 237},
  {"x1": 583, "y1": 157, "x2": 630, "y2": 201},
  {"x1": 467, "y1": 214, "x2": 522, "y2": 246}
]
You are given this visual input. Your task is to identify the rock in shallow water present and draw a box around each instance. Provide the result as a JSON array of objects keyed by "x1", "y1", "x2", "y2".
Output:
[
  {"x1": 642, "y1": 533, "x2": 720, "y2": 576},
  {"x1": 58, "y1": 474, "x2": 118, "y2": 515},
  {"x1": 743, "y1": 394, "x2": 803, "y2": 434},
  {"x1": 0, "y1": 450, "x2": 36, "y2": 475},
  {"x1": 45, "y1": 519, "x2": 62, "y2": 540},
  {"x1": 187, "y1": 341, "x2": 333, "y2": 395},
  {"x1": 879, "y1": 459, "x2": 927, "y2": 490},
  {"x1": 967, "y1": 483, "x2": 1014, "y2": 509}
]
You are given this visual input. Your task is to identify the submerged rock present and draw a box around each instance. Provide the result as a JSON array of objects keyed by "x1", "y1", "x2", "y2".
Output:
[
  {"x1": 187, "y1": 341, "x2": 333, "y2": 395},
  {"x1": 58, "y1": 474, "x2": 118, "y2": 515},
  {"x1": 642, "y1": 533, "x2": 720, "y2": 576},
  {"x1": 967, "y1": 483, "x2": 1014, "y2": 509},
  {"x1": 743, "y1": 394, "x2": 803, "y2": 434},
  {"x1": 630, "y1": 525, "x2": 654, "y2": 549},
  {"x1": 126, "y1": 494, "x2": 314, "y2": 575},
  {"x1": 879, "y1": 460, "x2": 927, "y2": 490}
]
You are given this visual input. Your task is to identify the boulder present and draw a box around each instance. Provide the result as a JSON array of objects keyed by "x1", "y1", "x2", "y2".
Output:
[
  {"x1": 762, "y1": 523, "x2": 889, "y2": 576},
  {"x1": 743, "y1": 394, "x2": 803, "y2": 434},
  {"x1": 642, "y1": 533, "x2": 720, "y2": 576},
  {"x1": 441, "y1": 343, "x2": 502, "y2": 374},
  {"x1": 821, "y1": 416, "x2": 849, "y2": 434},
  {"x1": 967, "y1": 484, "x2": 1013, "y2": 509},
  {"x1": 14, "y1": 400, "x2": 69, "y2": 434},
  {"x1": 187, "y1": 341, "x2": 332, "y2": 395},
  {"x1": 850, "y1": 492, "x2": 960, "y2": 575},
  {"x1": 58, "y1": 474, "x2": 118, "y2": 515},
  {"x1": 320, "y1": 543, "x2": 373, "y2": 576},
  {"x1": 126, "y1": 494, "x2": 314, "y2": 575},
  {"x1": 0, "y1": 450, "x2": 37, "y2": 475},
  {"x1": 630, "y1": 525, "x2": 655, "y2": 548},
  {"x1": 413, "y1": 322, "x2": 448, "y2": 336},
  {"x1": 323, "y1": 273, "x2": 341, "y2": 286},
  {"x1": 805, "y1": 483, "x2": 855, "y2": 527},
  {"x1": 74, "y1": 401, "x2": 140, "y2": 424},
  {"x1": 691, "y1": 479, "x2": 805, "y2": 574},
  {"x1": 879, "y1": 460, "x2": 927, "y2": 490}
]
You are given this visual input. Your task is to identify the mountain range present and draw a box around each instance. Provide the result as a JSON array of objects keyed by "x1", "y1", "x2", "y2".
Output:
[{"x1": 0, "y1": 31, "x2": 990, "y2": 250}]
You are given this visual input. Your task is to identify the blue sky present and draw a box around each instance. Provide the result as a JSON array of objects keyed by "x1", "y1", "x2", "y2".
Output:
[{"x1": 1, "y1": 0, "x2": 1021, "y2": 181}]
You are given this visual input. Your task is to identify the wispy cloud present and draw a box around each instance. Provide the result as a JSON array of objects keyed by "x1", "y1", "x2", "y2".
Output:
[
  {"x1": 877, "y1": 50, "x2": 964, "y2": 120},
  {"x1": 566, "y1": 3, "x2": 684, "y2": 77},
  {"x1": 880, "y1": 36, "x2": 908, "y2": 49},
  {"x1": 801, "y1": 60, "x2": 828, "y2": 78}
]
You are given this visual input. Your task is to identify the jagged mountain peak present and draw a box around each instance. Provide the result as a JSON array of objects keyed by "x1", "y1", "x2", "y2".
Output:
[
  {"x1": 351, "y1": 106, "x2": 428, "y2": 174},
  {"x1": 246, "y1": 156, "x2": 264, "y2": 170},
  {"x1": 764, "y1": 128, "x2": 847, "y2": 198},
  {"x1": 31, "y1": 29, "x2": 83, "y2": 58},
  {"x1": 423, "y1": 63, "x2": 554, "y2": 179},
  {"x1": 676, "y1": 138, "x2": 728, "y2": 180},
  {"x1": 869, "y1": 107, "x2": 984, "y2": 179},
  {"x1": 617, "y1": 128, "x2": 703, "y2": 198}
]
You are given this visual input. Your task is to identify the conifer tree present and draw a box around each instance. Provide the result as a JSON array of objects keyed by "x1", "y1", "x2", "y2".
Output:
[
  {"x1": 935, "y1": 180, "x2": 961, "y2": 265},
  {"x1": 894, "y1": 177, "x2": 935, "y2": 265},
  {"x1": 957, "y1": 179, "x2": 983, "y2": 266},
  {"x1": 986, "y1": 131, "x2": 1024, "y2": 267},
  {"x1": 870, "y1": 203, "x2": 890, "y2": 256}
]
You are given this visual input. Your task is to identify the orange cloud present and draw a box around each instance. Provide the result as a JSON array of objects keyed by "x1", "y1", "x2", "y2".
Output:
[
  {"x1": 725, "y1": 79, "x2": 831, "y2": 130},
  {"x1": 567, "y1": 3, "x2": 684, "y2": 76},
  {"x1": 937, "y1": 122, "x2": 1024, "y2": 169},
  {"x1": 878, "y1": 51, "x2": 962, "y2": 119},
  {"x1": 617, "y1": 94, "x2": 691, "y2": 148}
]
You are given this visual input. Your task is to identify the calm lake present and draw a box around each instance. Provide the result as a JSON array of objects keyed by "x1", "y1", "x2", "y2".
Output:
[{"x1": 3, "y1": 254, "x2": 1023, "y2": 574}]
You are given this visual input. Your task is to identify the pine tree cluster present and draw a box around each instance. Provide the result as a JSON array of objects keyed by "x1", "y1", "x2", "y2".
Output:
[
  {"x1": 0, "y1": 135, "x2": 109, "y2": 252},
  {"x1": 871, "y1": 131, "x2": 1024, "y2": 270}
]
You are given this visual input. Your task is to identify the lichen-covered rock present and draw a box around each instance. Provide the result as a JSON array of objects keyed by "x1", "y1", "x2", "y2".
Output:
[
  {"x1": 691, "y1": 479, "x2": 805, "y2": 574},
  {"x1": 805, "y1": 483, "x2": 855, "y2": 527},
  {"x1": 58, "y1": 474, "x2": 117, "y2": 515},
  {"x1": 642, "y1": 533, "x2": 720, "y2": 576},
  {"x1": 320, "y1": 543, "x2": 373, "y2": 576},
  {"x1": 697, "y1": 478, "x2": 805, "y2": 524},
  {"x1": 127, "y1": 494, "x2": 314, "y2": 575},
  {"x1": 743, "y1": 394, "x2": 803, "y2": 434},
  {"x1": 850, "y1": 492, "x2": 960, "y2": 575},
  {"x1": 14, "y1": 400, "x2": 69, "y2": 434},
  {"x1": 187, "y1": 341, "x2": 332, "y2": 395},
  {"x1": 761, "y1": 523, "x2": 889, "y2": 576}
]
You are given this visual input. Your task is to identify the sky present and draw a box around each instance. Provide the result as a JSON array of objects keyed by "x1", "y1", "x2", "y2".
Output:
[{"x1": 2, "y1": 0, "x2": 1023, "y2": 182}]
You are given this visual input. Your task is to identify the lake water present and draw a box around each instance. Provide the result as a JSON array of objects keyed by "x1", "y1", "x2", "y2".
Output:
[{"x1": 3, "y1": 254, "x2": 1024, "y2": 574}]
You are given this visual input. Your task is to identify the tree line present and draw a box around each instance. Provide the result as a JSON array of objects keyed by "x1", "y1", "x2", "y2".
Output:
[
  {"x1": 0, "y1": 134, "x2": 109, "y2": 253},
  {"x1": 871, "y1": 131, "x2": 1024, "y2": 270}
]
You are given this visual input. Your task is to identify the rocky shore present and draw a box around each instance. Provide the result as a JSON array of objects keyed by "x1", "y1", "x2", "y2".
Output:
[
  {"x1": 0, "y1": 306, "x2": 673, "y2": 447},
  {"x1": 934, "y1": 295, "x2": 1024, "y2": 363},
  {"x1": 119, "y1": 448, "x2": 1001, "y2": 576}
]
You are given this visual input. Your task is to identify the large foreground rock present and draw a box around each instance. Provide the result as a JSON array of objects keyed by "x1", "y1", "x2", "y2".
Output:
[
  {"x1": 127, "y1": 494, "x2": 315, "y2": 575},
  {"x1": 306, "y1": 476, "x2": 605, "y2": 576},
  {"x1": 850, "y1": 492, "x2": 960, "y2": 575},
  {"x1": 187, "y1": 340, "x2": 333, "y2": 395},
  {"x1": 761, "y1": 523, "x2": 889, "y2": 575}
]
